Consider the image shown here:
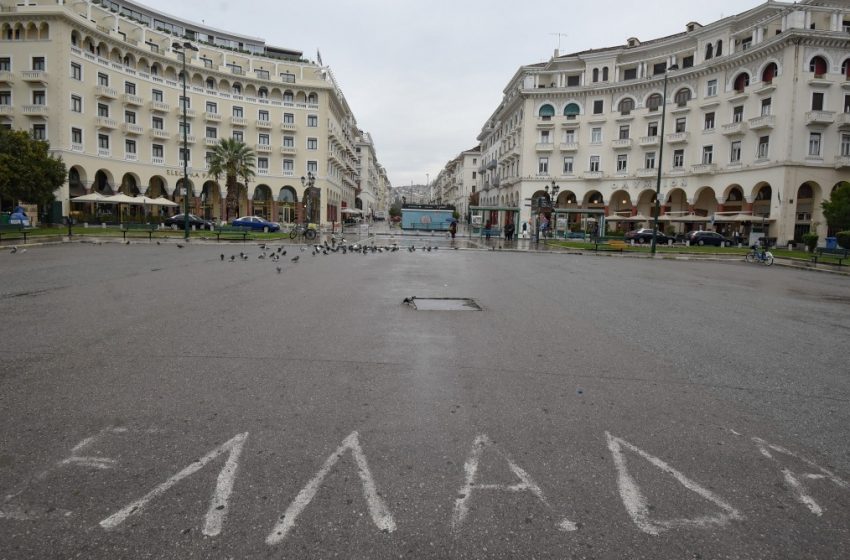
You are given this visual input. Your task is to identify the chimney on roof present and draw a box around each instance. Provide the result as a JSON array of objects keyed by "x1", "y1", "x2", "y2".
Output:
[{"x1": 554, "y1": 48, "x2": 560, "y2": 58}]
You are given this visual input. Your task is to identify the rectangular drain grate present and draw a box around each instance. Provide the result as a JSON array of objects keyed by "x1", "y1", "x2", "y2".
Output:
[{"x1": 409, "y1": 298, "x2": 481, "y2": 311}]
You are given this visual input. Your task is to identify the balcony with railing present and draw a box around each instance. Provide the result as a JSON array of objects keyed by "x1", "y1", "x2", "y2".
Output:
[
  {"x1": 204, "y1": 112, "x2": 222, "y2": 122},
  {"x1": 584, "y1": 170, "x2": 603, "y2": 180},
  {"x1": 721, "y1": 121, "x2": 748, "y2": 136},
  {"x1": 21, "y1": 70, "x2": 47, "y2": 84},
  {"x1": 152, "y1": 156, "x2": 164, "y2": 165},
  {"x1": 124, "y1": 153, "x2": 138, "y2": 162},
  {"x1": 95, "y1": 116, "x2": 117, "y2": 129},
  {"x1": 255, "y1": 119, "x2": 272, "y2": 129},
  {"x1": 255, "y1": 143, "x2": 272, "y2": 153},
  {"x1": 805, "y1": 111, "x2": 835, "y2": 126},
  {"x1": 836, "y1": 155, "x2": 850, "y2": 168},
  {"x1": 98, "y1": 148, "x2": 111, "y2": 158},
  {"x1": 535, "y1": 142, "x2": 554, "y2": 152},
  {"x1": 281, "y1": 122, "x2": 297, "y2": 131},
  {"x1": 149, "y1": 128, "x2": 170, "y2": 139},
  {"x1": 665, "y1": 132, "x2": 689, "y2": 144},
  {"x1": 748, "y1": 114, "x2": 775, "y2": 130},
  {"x1": 691, "y1": 163, "x2": 717, "y2": 175},
  {"x1": 174, "y1": 107, "x2": 196, "y2": 118},
  {"x1": 121, "y1": 93, "x2": 143, "y2": 106},
  {"x1": 94, "y1": 85, "x2": 118, "y2": 99},
  {"x1": 837, "y1": 113, "x2": 850, "y2": 129},
  {"x1": 612, "y1": 138, "x2": 633, "y2": 149},
  {"x1": 174, "y1": 133, "x2": 196, "y2": 143},
  {"x1": 230, "y1": 116, "x2": 247, "y2": 126},
  {"x1": 149, "y1": 100, "x2": 170, "y2": 113},
  {"x1": 636, "y1": 168, "x2": 657, "y2": 178},
  {"x1": 22, "y1": 104, "x2": 49, "y2": 116},
  {"x1": 0, "y1": 71, "x2": 14, "y2": 84},
  {"x1": 71, "y1": 142, "x2": 84, "y2": 152},
  {"x1": 280, "y1": 146, "x2": 297, "y2": 155},
  {"x1": 639, "y1": 136, "x2": 660, "y2": 146},
  {"x1": 204, "y1": 137, "x2": 219, "y2": 147},
  {"x1": 256, "y1": 168, "x2": 269, "y2": 175},
  {"x1": 121, "y1": 122, "x2": 144, "y2": 135},
  {"x1": 559, "y1": 142, "x2": 579, "y2": 152}
]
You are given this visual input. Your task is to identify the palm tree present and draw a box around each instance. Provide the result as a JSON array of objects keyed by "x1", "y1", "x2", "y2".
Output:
[{"x1": 207, "y1": 138, "x2": 255, "y2": 221}]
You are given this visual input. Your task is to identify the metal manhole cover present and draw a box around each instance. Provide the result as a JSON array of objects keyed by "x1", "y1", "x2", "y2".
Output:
[{"x1": 406, "y1": 297, "x2": 481, "y2": 311}]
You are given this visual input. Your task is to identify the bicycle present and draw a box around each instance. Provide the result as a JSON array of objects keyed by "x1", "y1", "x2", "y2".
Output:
[
  {"x1": 288, "y1": 223, "x2": 317, "y2": 241},
  {"x1": 745, "y1": 244, "x2": 774, "y2": 266}
]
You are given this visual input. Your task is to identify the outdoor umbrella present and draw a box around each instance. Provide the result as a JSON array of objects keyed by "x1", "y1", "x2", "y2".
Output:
[
  {"x1": 70, "y1": 192, "x2": 109, "y2": 202},
  {"x1": 151, "y1": 196, "x2": 179, "y2": 207}
]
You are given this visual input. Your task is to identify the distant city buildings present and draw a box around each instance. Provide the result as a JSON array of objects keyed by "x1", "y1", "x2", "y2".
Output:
[
  {"x1": 434, "y1": 0, "x2": 850, "y2": 243},
  {"x1": 0, "y1": 0, "x2": 390, "y2": 224}
]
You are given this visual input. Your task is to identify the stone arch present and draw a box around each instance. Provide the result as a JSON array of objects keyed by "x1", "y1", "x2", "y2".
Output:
[
  {"x1": 556, "y1": 190, "x2": 577, "y2": 206},
  {"x1": 760, "y1": 60, "x2": 780, "y2": 83},
  {"x1": 645, "y1": 92, "x2": 663, "y2": 111},
  {"x1": 123, "y1": 52, "x2": 136, "y2": 69},
  {"x1": 617, "y1": 96, "x2": 636, "y2": 115},
  {"x1": 252, "y1": 183, "x2": 273, "y2": 219},
  {"x1": 109, "y1": 47, "x2": 122, "y2": 63},
  {"x1": 673, "y1": 86, "x2": 693, "y2": 106},
  {"x1": 206, "y1": 76, "x2": 217, "y2": 90},
  {"x1": 137, "y1": 57, "x2": 150, "y2": 73},
  {"x1": 307, "y1": 92, "x2": 318, "y2": 104},
  {"x1": 283, "y1": 89, "x2": 294, "y2": 102},
  {"x1": 38, "y1": 22, "x2": 49, "y2": 40},
  {"x1": 120, "y1": 172, "x2": 142, "y2": 195},
  {"x1": 752, "y1": 182, "x2": 772, "y2": 221},
  {"x1": 163, "y1": 65, "x2": 178, "y2": 81},
  {"x1": 68, "y1": 165, "x2": 88, "y2": 197},
  {"x1": 723, "y1": 184, "x2": 745, "y2": 210},
  {"x1": 93, "y1": 169, "x2": 115, "y2": 194},
  {"x1": 793, "y1": 181, "x2": 822, "y2": 241},
  {"x1": 219, "y1": 78, "x2": 231, "y2": 91},
  {"x1": 664, "y1": 187, "x2": 687, "y2": 211},
  {"x1": 693, "y1": 186, "x2": 718, "y2": 215},
  {"x1": 270, "y1": 87, "x2": 283, "y2": 101},
  {"x1": 636, "y1": 189, "x2": 657, "y2": 216},
  {"x1": 258, "y1": 86, "x2": 268, "y2": 99},
  {"x1": 201, "y1": 180, "x2": 221, "y2": 220},
  {"x1": 809, "y1": 54, "x2": 829, "y2": 76},
  {"x1": 191, "y1": 73, "x2": 204, "y2": 87},
  {"x1": 244, "y1": 83, "x2": 257, "y2": 97},
  {"x1": 563, "y1": 101, "x2": 581, "y2": 118},
  {"x1": 150, "y1": 61, "x2": 163, "y2": 76},
  {"x1": 176, "y1": 177, "x2": 196, "y2": 197},
  {"x1": 147, "y1": 175, "x2": 169, "y2": 198},
  {"x1": 295, "y1": 90, "x2": 308, "y2": 103},
  {"x1": 608, "y1": 189, "x2": 632, "y2": 214},
  {"x1": 95, "y1": 41, "x2": 108, "y2": 57},
  {"x1": 25, "y1": 22, "x2": 38, "y2": 41},
  {"x1": 733, "y1": 71, "x2": 750, "y2": 92},
  {"x1": 70, "y1": 29, "x2": 81, "y2": 46},
  {"x1": 538, "y1": 103, "x2": 556, "y2": 118},
  {"x1": 842, "y1": 58, "x2": 850, "y2": 79},
  {"x1": 583, "y1": 190, "x2": 605, "y2": 206},
  {"x1": 232, "y1": 81, "x2": 243, "y2": 94}
]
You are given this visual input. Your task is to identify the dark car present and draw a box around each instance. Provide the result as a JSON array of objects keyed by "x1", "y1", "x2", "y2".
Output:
[
  {"x1": 163, "y1": 213, "x2": 213, "y2": 230},
  {"x1": 688, "y1": 230, "x2": 732, "y2": 247},
  {"x1": 624, "y1": 228, "x2": 671, "y2": 244},
  {"x1": 231, "y1": 216, "x2": 281, "y2": 232}
]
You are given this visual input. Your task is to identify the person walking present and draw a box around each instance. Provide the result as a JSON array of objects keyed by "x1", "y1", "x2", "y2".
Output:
[
  {"x1": 449, "y1": 219, "x2": 457, "y2": 240},
  {"x1": 504, "y1": 221, "x2": 515, "y2": 242},
  {"x1": 484, "y1": 220, "x2": 492, "y2": 240}
]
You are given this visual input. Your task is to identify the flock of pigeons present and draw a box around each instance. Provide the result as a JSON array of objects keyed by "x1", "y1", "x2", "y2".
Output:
[{"x1": 218, "y1": 239, "x2": 447, "y2": 274}]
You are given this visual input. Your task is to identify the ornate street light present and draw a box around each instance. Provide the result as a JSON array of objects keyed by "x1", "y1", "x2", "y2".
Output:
[
  {"x1": 172, "y1": 41, "x2": 199, "y2": 241},
  {"x1": 544, "y1": 180, "x2": 559, "y2": 239},
  {"x1": 300, "y1": 171, "x2": 316, "y2": 225},
  {"x1": 651, "y1": 64, "x2": 678, "y2": 255}
]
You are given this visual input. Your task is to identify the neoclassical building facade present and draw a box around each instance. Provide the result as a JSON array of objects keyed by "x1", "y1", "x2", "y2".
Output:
[
  {"x1": 474, "y1": 0, "x2": 850, "y2": 244},
  {"x1": 0, "y1": 0, "x2": 387, "y2": 225}
]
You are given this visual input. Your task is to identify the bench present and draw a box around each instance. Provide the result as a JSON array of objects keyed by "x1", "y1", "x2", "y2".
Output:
[
  {"x1": 811, "y1": 247, "x2": 850, "y2": 265},
  {"x1": 213, "y1": 226, "x2": 252, "y2": 242},
  {"x1": 0, "y1": 224, "x2": 28, "y2": 243},
  {"x1": 121, "y1": 223, "x2": 157, "y2": 240},
  {"x1": 481, "y1": 227, "x2": 502, "y2": 238},
  {"x1": 593, "y1": 239, "x2": 627, "y2": 252}
]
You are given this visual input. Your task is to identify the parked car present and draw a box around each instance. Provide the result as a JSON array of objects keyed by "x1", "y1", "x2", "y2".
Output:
[
  {"x1": 687, "y1": 231, "x2": 732, "y2": 247},
  {"x1": 373, "y1": 211, "x2": 387, "y2": 221},
  {"x1": 624, "y1": 228, "x2": 672, "y2": 244},
  {"x1": 230, "y1": 216, "x2": 281, "y2": 232},
  {"x1": 163, "y1": 213, "x2": 213, "y2": 230}
]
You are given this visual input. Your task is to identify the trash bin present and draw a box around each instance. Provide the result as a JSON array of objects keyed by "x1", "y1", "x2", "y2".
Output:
[
  {"x1": 0, "y1": 212, "x2": 9, "y2": 225},
  {"x1": 826, "y1": 237, "x2": 838, "y2": 250}
]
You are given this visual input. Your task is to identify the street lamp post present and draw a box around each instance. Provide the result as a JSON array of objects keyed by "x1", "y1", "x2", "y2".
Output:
[
  {"x1": 544, "y1": 180, "x2": 559, "y2": 240},
  {"x1": 651, "y1": 64, "x2": 678, "y2": 256},
  {"x1": 173, "y1": 41, "x2": 198, "y2": 241},
  {"x1": 300, "y1": 172, "x2": 316, "y2": 225}
]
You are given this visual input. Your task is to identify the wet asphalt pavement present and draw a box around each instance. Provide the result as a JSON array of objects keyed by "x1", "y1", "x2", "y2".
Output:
[{"x1": 0, "y1": 239, "x2": 849, "y2": 559}]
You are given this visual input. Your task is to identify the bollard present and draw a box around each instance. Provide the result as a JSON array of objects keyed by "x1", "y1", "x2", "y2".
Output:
[
  {"x1": 668, "y1": 239, "x2": 673, "y2": 246},
  {"x1": 686, "y1": 240, "x2": 690, "y2": 247}
]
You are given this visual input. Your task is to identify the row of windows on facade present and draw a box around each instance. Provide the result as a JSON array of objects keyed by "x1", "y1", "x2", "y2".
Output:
[
  {"x1": 535, "y1": 92, "x2": 850, "y2": 147},
  {"x1": 539, "y1": 59, "x2": 850, "y2": 120},
  {"x1": 531, "y1": 133, "x2": 850, "y2": 175}
]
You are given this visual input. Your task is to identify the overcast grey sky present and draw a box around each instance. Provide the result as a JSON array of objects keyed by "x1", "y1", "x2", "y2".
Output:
[{"x1": 143, "y1": 0, "x2": 763, "y2": 187}]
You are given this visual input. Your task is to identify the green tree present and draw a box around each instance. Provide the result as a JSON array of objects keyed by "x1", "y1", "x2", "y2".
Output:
[
  {"x1": 822, "y1": 183, "x2": 850, "y2": 232},
  {"x1": 0, "y1": 128, "x2": 66, "y2": 210},
  {"x1": 206, "y1": 138, "x2": 255, "y2": 220}
]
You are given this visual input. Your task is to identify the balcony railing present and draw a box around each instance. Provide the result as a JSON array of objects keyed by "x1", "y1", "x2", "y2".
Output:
[
  {"x1": 836, "y1": 155, "x2": 850, "y2": 168},
  {"x1": 149, "y1": 100, "x2": 170, "y2": 112},
  {"x1": 149, "y1": 128, "x2": 170, "y2": 139},
  {"x1": 94, "y1": 85, "x2": 118, "y2": 99},
  {"x1": 721, "y1": 122, "x2": 748, "y2": 136},
  {"x1": 257, "y1": 168, "x2": 269, "y2": 175},
  {"x1": 204, "y1": 137, "x2": 219, "y2": 147},
  {"x1": 639, "y1": 136, "x2": 660, "y2": 146},
  {"x1": 837, "y1": 113, "x2": 850, "y2": 129},
  {"x1": 122, "y1": 93, "x2": 144, "y2": 106},
  {"x1": 22, "y1": 104, "x2": 49, "y2": 116},
  {"x1": 71, "y1": 142, "x2": 84, "y2": 152},
  {"x1": 636, "y1": 168, "x2": 657, "y2": 178},
  {"x1": 152, "y1": 156, "x2": 164, "y2": 165},
  {"x1": 204, "y1": 112, "x2": 222, "y2": 122},
  {"x1": 665, "y1": 132, "x2": 689, "y2": 144},
  {"x1": 21, "y1": 70, "x2": 47, "y2": 84},
  {"x1": 121, "y1": 123, "x2": 144, "y2": 135},
  {"x1": 535, "y1": 142, "x2": 554, "y2": 152},
  {"x1": 748, "y1": 114, "x2": 776, "y2": 130},
  {"x1": 174, "y1": 107, "x2": 196, "y2": 118},
  {"x1": 174, "y1": 133, "x2": 196, "y2": 143},
  {"x1": 281, "y1": 122, "x2": 297, "y2": 131},
  {"x1": 230, "y1": 116, "x2": 247, "y2": 126},
  {"x1": 98, "y1": 148, "x2": 111, "y2": 158},
  {"x1": 805, "y1": 111, "x2": 835, "y2": 126},
  {"x1": 560, "y1": 142, "x2": 579, "y2": 152},
  {"x1": 692, "y1": 163, "x2": 717, "y2": 174},
  {"x1": 124, "y1": 153, "x2": 138, "y2": 162},
  {"x1": 255, "y1": 119, "x2": 272, "y2": 129},
  {"x1": 280, "y1": 146, "x2": 297, "y2": 155},
  {"x1": 584, "y1": 170, "x2": 603, "y2": 179},
  {"x1": 95, "y1": 116, "x2": 117, "y2": 129},
  {"x1": 0, "y1": 71, "x2": 14, "y2": 84},
  {"x1": 612, "y1": 138, "x2": 633, "y2": 149},
  {"x1": 255, "y1": 143, "x2": 272, "y2": 153}
]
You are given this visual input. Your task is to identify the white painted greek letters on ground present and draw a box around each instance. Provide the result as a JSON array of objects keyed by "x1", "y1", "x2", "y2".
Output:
[
  {"x1": 451, "y1": 434, "x2": 576, "y2": 534},
  {"x1": 753, "y1": 437, "x2": 848, "y2": 516},
  {"x1": 265, "y1": 431, "x2": 396, "y2": 546},
  {"x1": 606, "y1": 432, "x2": 743, "y2": 536},
  {"x1": 99, "y1": 432, "x2": 248, "y2": 537},
  {"x1": 58, "y1": 427, "x2": 128, "y2": 470}
]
